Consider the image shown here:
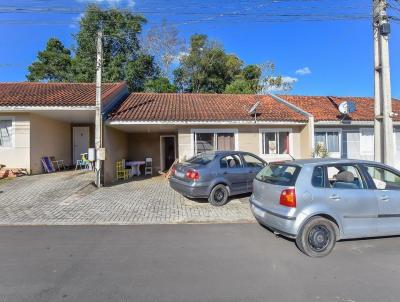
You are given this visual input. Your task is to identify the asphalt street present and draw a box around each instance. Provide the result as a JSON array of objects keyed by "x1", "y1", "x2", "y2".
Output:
[{"x1": 0, "y1": 223, "x2": 399, "y2": 302}]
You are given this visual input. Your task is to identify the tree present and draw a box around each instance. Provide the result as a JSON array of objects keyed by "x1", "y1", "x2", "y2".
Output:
[
  {"x1": 144, "y1": 77, "x2": 177, "y2": 93},
  {"x1": 72, "y1": 4, "x2": 159, "y2": 90},
  {"x1": 173, "y1": 34, "x2": 243, "y2": 93},
  {"x1": 143, "y1": 19, "x2": 185, "y2": 77},
  {"x1": 27, "y1": 38, "x2": 72, "y2": 82},
  {"x1": 258, "y1": 62, "x2": 295, "y2": 93},
  {"x1": 125, "y1": 54, "x2": 159, "y2": 91},
  {"x1": 224, "y1": 62, "x2": 295, "y2": 94},
  {"x1": 224, "y1": 64, "x2": 262, "y2": 94}
]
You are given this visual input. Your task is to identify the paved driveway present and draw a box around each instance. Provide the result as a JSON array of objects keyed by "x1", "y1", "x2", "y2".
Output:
[{"x1": 0, "y1": 171, "x2": 254, "y2": 225}]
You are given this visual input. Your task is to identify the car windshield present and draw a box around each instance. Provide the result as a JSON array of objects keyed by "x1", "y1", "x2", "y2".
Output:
[
  {"x1": 186, "y1": 152, "x2": 216, "y2": 165},
  {"x1": 256, "y1": 163, "x2": 300, "y2": 186}
]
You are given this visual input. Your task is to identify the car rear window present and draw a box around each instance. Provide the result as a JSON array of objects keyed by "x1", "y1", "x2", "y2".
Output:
[
  {"x1": 186, "y1": 152, "x2": 216, "y2": 165},
  {"x1": 256, "y1": 163, "x2": 300, "y2": 186}
]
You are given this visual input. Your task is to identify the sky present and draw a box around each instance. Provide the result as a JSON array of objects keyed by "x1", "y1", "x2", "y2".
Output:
[{"x1": 0, "y1": 0, "x2": 399, "y2": 97}]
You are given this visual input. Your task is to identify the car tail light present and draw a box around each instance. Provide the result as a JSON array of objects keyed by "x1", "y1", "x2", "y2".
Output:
[
  {"x1": 279, "y1": 188, "x2": 296, "y2": 208},
  {"x1": 171, "y1": 165, "x2": 176, "y2": 174},
  {"x1": 186, "y1": 169, "x2": 200, "y2": 180}
]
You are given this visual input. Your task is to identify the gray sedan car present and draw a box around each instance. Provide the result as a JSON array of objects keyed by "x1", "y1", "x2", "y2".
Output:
[
  {"x1": 169, "y1": 151, "x2": 267, "y2": 206},
  {"x1": 250, "y1": 158, "x2": 400, "y2": 257}
]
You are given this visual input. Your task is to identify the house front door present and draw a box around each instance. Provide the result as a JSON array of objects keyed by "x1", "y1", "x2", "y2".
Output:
[
  {"x1": 161, "y1": 136, "x2": 176, "y2": 171},
  {"x1": 73, "y1": 126, "x2": 90, "y2": 164}
]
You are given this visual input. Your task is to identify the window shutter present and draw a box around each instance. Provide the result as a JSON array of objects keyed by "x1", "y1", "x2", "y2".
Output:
[{"x1": 360, "y1": 128, "x2": 374, "y2": 160}]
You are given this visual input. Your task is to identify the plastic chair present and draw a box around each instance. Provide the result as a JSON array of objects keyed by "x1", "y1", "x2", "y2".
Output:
[
  {"x1": 76, "y1": 153, "x2": 92, "y2": 170},
  {"x1": 50, "y1": 156, "x2": 65, "y2": 171},
  {"x1": 116, "y1": 160, "x2": 130, "y2": 181},
  {"x1": 41, "y1": 157, "x2": 55, "y2": 173},
  {"x1": 145, "y1": 157, "x2": 153, "y2": 176}
]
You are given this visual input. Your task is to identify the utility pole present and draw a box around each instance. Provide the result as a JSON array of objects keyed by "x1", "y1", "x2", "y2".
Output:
[
  {"x1": 373, "y1": 0, "x2": 394, "y2": 166},
  {"x1": 95, "y1": 30, "x2": 103, "y2": 187}
]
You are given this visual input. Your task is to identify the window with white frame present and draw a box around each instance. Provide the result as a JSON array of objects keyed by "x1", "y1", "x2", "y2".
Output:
[
  {"x1": 314, "y1": 130, "x2": 340, "y2": 153},
  {"x1": 260, "y1": 130, "x2": 290, "y2": 155},
  {"x1": 0, "y1": 118, "x2": 13, "y2": 148},
  {"x1": 193, "y1": 130, "x2": 236, "y2": 154}
]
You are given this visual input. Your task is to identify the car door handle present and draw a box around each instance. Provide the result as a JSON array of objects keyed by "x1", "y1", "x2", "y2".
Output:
[
  {"x1": 380, "y1": 196, "x2": 390, "y2": 202},
  {"x1": 329, "y1": 194, "x2": 341, "y2": 201},
  {"x1": 248, "y1": 171, "x2": 253, "y2": 173}
]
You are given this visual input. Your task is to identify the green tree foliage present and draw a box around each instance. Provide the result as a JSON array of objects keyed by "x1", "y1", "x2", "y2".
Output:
[
  {"x1": 126, "y1": 54, "x2": 159, "y2": 91},
  {"x1": 173, "y1": 34, "x2": 243, "y2": 93},
  {"x1": 27, "y1": 5, "x2": 159, "y2": 91},
  {"x1": 27, "y1": 38, "x2": 72, "y2": 82},
  {"x1": 144, "y1": 77, "x2": 177, "y2": 93},
  {"x1": 72, "y1": 5, "x2": 159, "y2": 91},
  {"x1": 173, "y1": 35, "x2": 290, "y2": 94},
  {"x1": 224, "y1": 64, "x2": 262, "y2": 94}
]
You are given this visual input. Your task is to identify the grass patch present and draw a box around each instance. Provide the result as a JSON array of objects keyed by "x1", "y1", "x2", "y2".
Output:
[{"x1": 0, "y1": 178, "x2": 13, "y2": 186}]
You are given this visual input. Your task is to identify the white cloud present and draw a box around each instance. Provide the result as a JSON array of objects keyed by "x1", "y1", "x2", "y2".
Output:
[
  {"x1": 295, "y1": 67, "x2": 311, "y2": 75},
  {"x1": 282, "y1": 76, "x2": 298, "y2": 83},
  {"x1": 172, "y1": 51, "x2": 189, "y2": 64},
  {"x1": 264, "y1": 76, "x2": 298, "y2": 92},
  {"x1": 76, "y1": 0, "x2": 136, "y2": 8}
]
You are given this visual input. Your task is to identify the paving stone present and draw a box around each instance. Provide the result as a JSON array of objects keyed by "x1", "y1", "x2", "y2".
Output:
[{"x1": 0, "y1": 171, "x2": 256, "y2": 225}]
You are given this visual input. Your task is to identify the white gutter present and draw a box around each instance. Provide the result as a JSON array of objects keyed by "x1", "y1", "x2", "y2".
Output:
[
  {"x1": 316, "y1": 121, "x2": 374, "y2": 126},
  {"x1": 0, "y1": 106, "x2": 97, "y2": 111},
  {"x1": 107, "y1": 120, "x2": 307, "y2": 126}
]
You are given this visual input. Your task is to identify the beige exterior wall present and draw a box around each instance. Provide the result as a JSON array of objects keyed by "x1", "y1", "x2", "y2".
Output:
[
  {"x1": 177, "y1": 125, "x2": 305, "y2": 162},
  {"x1": 30, "y1": 113, "x2": 72, "y2": 174},
  {"x1": 299, "y1": 117, "x2": 314, "y2": 158},
  {"x1": 0, "y1": 113, "x2": 31, "y2": 171},
  {"x1": 104, "y1": 126, "x2": 128, "y2": 185},
  {"x1": 177, "y1": 128, "x2": 192, "y2": 161},
  {"x1": 127, "y1": 133, "x2": 158, "y2": 174}
]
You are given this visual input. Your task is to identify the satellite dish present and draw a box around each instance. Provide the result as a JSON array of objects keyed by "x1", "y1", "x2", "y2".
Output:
[
  {"x1": 249, "y1": 101, "x2": 260, "y2": 115},
  {"x1": 338, "y1": 100, "x2": 356, "y2": 115}
]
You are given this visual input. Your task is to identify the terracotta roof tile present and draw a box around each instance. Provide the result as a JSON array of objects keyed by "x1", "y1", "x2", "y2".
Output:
[
  {"x1": 280, "y1": 95, "x2": 400, "y2": 122},
  {"x1": 0, "y1": 82, "x2": 126, "y2": 107},
  {"x1": 108, "y1": 93, "x2": 308, "y2": 122}
]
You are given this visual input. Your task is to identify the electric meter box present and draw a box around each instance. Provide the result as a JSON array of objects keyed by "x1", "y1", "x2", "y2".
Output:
[
  {"x1": 88, "y1": 148, "x2": 96, "y2": 161},
  {"x1": 97, "y1": 148, "x2": 106, "y2": 160}
]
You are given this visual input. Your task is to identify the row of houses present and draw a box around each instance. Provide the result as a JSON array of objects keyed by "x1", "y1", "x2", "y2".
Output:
[{"x1": 1, "y1": 81, "x2": 399, "y2": 185}]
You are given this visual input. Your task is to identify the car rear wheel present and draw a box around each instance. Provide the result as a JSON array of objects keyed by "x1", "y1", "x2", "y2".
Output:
[
  {"x1": 208, "y1": 184, "x2": 229, "y2": 206},
  {"x1": 296, "y1": 216, "x2": 338, "y2": 258}
]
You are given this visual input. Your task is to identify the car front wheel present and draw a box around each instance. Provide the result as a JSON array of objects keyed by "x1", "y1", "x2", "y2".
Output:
[
  {"x1": 208, "y1": 184, "x2": 229, "y2": 206},
  {"x1": 296, "y1": 216, "x2": 338, "y2": 257}
]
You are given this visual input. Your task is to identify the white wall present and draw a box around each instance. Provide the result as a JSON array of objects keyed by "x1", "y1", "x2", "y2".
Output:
[{"x1": 0, "y1": 113, "x2": 31, "y2": 172}]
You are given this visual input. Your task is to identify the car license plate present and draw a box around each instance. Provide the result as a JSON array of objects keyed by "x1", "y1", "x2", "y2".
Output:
[
  {"x1": 175, "y1": 171, "x2": 185, "y2": 178},
  {"x1": 252, "y1": 206, "x2": 265, "y2": 218}
]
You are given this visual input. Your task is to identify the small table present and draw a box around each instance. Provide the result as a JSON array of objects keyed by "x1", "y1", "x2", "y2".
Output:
[{"x1": 125, "y1": 161, "x2": 145, "y2": 176}]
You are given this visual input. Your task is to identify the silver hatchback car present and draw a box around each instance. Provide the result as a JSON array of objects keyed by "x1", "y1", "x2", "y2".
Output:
[{"x1": 250, "y1": 158, "x2": 400, "y2": 257}]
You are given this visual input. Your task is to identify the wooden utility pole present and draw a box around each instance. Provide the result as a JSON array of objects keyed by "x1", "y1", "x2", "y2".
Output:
[
  {"x1": 373, "y1": 0, "x2": 394, "y2": 166},
  {"x1": 95, "y1": 30, "x2": 103, "y2": 187}
]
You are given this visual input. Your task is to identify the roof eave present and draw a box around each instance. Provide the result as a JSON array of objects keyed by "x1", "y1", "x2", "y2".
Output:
[
  {"x1": 0, "y1": 105, "x2": 97, "y2": 111},
  {"x1": 106, "y1": 120, "x2": 307, "y2": 126}
]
